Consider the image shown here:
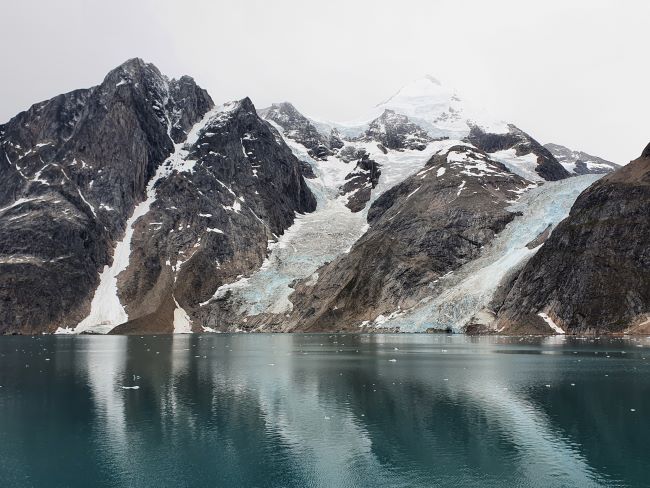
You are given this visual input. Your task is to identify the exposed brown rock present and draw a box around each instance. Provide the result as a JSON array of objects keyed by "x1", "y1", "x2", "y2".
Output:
[{"x1": 495, "y1": 145, "x2": 650, "y2": 334}]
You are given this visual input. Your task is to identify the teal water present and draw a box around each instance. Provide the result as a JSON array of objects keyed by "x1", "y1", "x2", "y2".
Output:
[{"x1": 0, "y1": 334, "x2": 649, "y2": 487}]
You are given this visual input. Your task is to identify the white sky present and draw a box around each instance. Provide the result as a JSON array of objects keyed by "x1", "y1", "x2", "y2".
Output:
[{"x1": 2, "y1": 0, "x2": 648, "y2": 163}]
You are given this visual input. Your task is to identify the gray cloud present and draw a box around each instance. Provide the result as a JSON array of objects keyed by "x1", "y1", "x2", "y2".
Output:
[{"x1": 1, "y1": 0, "x2": 648, "y2": 163}]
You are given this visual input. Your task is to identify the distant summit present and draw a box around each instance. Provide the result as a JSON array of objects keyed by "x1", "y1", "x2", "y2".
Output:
[{"x1": 544, "y1": 143, "x2": 620, "y2": 175}]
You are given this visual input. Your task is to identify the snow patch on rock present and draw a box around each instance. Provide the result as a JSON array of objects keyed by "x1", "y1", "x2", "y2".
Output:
[{"x1": 538, "y1": 312, "x2": 565, "y2": 334}]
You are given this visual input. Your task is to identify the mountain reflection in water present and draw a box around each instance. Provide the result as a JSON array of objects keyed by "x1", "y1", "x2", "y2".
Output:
[{"x1": 0, "y1": 334, "x2": 648, "y2": 488}]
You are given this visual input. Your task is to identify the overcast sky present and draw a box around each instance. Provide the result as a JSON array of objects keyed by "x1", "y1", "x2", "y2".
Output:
[{"x1": 2, "y1": 0, "x2": 648, "y2": 163}]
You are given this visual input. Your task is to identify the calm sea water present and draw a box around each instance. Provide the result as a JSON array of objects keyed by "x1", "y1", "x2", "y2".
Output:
[{"x1": 0, "y1": 334, "x2": 649, "y2": 488}]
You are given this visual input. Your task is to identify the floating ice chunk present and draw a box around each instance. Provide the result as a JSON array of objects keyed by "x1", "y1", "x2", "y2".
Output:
[{"x1": 54, "y1": 327, "x2": 75, "y2": 334}]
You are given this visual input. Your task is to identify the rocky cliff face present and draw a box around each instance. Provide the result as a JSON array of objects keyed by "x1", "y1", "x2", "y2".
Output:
[
  {"x1": 0, "y1": 58, "x2": 213, "y2": 334},
  {"x1": 467, "y1": 124, "x2": 570, "y2": 182},
  {"x1": 258, "y1": 102, "x2": 334, "y2": 159},
  {"x1": 337, "y1": 146, "x2": 381, "y2": 212},
  {"x1": 494, "y1": 144, "x2": 650, "y2": 334},
  {"x1": 544, "y1": 142, "x2": 620, "y2": 175},
  {"x1": 361, "y1": 109, "x2": 432, "y2": 150}
]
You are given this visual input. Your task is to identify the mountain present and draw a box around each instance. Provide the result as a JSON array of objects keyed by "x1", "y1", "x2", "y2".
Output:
[
  {"x1": 367, "y1": 75, "x2": 487, "y2": 139},
  {"x1": 360, "y1": 109, "x2": 432, "y2": 150},
  {"x1": 544, "y1": 142, "x2": 620, "y2": 175},
  {"x1": 258, "y1": 102, "x2": 337, "y2": 159},
  {"x1": 0, "y1": 59, "x2": 315, "y2": 334},
  {"x1": 494, "y1": 144, "x2": 650, "y2": 334},
  {"x1": 0, "y1": 58, "x2": 212, "y2": 333},
  {"x1": 110, "y1": 97, "x2": 315, "y2": 334},
  {"x1": 467, "y1": 124, "x2": 570, "y2": 181},
  {"x1": 0, "y1": 65, "x2": 630, "y2": 335},
  {"x1": 322, "y1": 76, "x2": 571, "y2": 183},
  {"x1": 284, "y1": 143, "x2": 533, "y2": 331},
  {"x1": 203, "y1": 76, "x2": 623, "y2": 334}
]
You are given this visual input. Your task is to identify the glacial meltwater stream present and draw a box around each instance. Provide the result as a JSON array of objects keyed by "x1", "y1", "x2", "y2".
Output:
[{"x1": 1, "y1": 334, "x2": 649, "y2": 488}]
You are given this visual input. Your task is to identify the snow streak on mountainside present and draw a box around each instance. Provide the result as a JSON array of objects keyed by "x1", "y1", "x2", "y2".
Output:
[{"x1": 73, "y1": 105, "x2": 224, "y2": 334}]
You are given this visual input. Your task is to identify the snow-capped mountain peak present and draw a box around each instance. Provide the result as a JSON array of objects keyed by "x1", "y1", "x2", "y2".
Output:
[
  {"x1": 371, "y1": 75, "x2": 466, "y2": 137},
  {"x1": 328, "y1": 75, "x2": 509, "y2": 140}
]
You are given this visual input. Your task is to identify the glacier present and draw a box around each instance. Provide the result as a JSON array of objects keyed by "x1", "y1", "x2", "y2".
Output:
[
  {"x1": 380, "y1": 174, "x2": 600, "y2": 332},
  {"x1": 207, "y1": 129, "x2": 444, "y2": 319}
]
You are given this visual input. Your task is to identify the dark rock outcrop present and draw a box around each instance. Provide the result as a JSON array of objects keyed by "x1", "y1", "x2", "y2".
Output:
[
  {"x1": 329, "y1": 128, "x2": 344, "y2": 150},
  {"x1": 258, "y1": 102, "x2": 332, "y2": 159},
  {"x1": 362, "y1": 109, "x2": 432, "y2": 150},
  {"x1": 467, "y1": 124, "x2": 570, "y2": 181},
  {"x1": 494, "y1": 145, "x2": 650, "y2": 334},
  {"x1": 0, "y1": 58, "x2": 213, "y2": 334},
  {"x1": 338, "y1": 147, "x2": 381, "y2": 212},
  {"x1": 544, "y1": 142, "x2": 620, "y2": 175}
]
